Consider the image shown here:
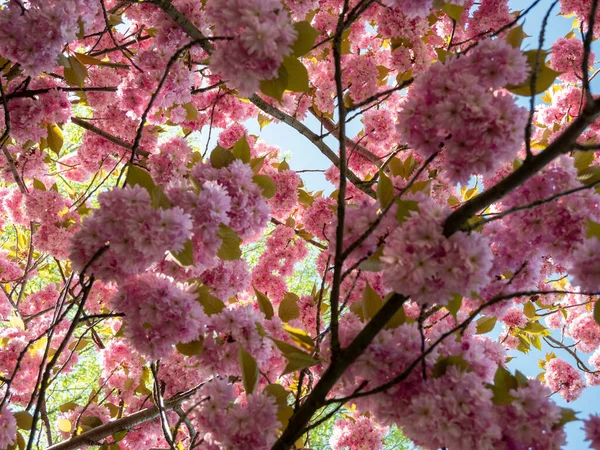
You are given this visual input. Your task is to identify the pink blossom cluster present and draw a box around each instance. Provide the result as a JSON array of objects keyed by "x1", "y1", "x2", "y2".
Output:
[
  {"x1": 189, "y1": 379, "x2": 280, "y2": 449},
  {"x1": 148, "y1": 137, "x2": 193, "y2": 184},
  {"x1": 397, "y1": 39, "x2": 529, "y2": 183},
  {"x1": 69, "y1": 185, "x2": 192, "y2": 281},
  {"x1": 269, "y1": 170, "x2": 301, "y2": 220},
  {"x1": 0, "y1": 0, "x2": 101, "y2": 76},
  {"x1": 57, "y1": 403, "x2": 111, "y2": 438},
  {"x1": 545, "y1": 357, "x2": 585, "y2": 402},
  {"x1": 560, "y1": 0, "x2": 600, "y2": 33},
  {"x1": 0, "y1": 406, "x2": 16, "y2": 450},
  {"x1": 119, "y1": 48, "x2": 193, "y2": 117},
  {"x1": 1, "y1": 80, "x2": 71, "y2": 145},
  {"x1": 252, "y1": 225, "x2": 308, "y2": 303},
  {"x1": 99, "y1": 338, "x2": 143, "y2": 397},
  {"x1": 332, "y1": 315, "x2": 566, "y2": 450},
  {"x1": 569, "y1": 237, "x2": 600, "y2": 292},
  {"x1": 192, "y1": 160, "x2": 270, "y2": 239},
  {"x1": 585, "y1": 414, "x2": 600, "y2": 450},
  {"x1": 329, "y1": 413, "x2": 387, "y2": 450},
  {"x1": 110, "y1": 274, "x2": 207, "y2": 360},
  {"x1": 205, "y1": 0, "x2": 298, "y2": 96},
  {"x1": 196, "y1": 305, "x2": 281, "y2": 380},
  {"x1": 303, "y1": 196, "x2": 336, "y2": 240},
  {"x1": 550, "y1": 37, "x2": 595, "y2": 83},
  {"x1": 200, "y1": 259, "x2": 251, "y2": 301},
  {"x1": 382, "y1": 0, "x2": 433, "y2": 19},
  {"x1": 382, "y1": 194, "x2": 493, "y2": 306}
]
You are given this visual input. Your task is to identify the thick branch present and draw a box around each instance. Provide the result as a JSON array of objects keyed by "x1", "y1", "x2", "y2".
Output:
[
  {"x1": 270, "y1": 294, "x2": 407, "y2": 449},
  {"x1": 70, "y1": 117, "x2": 150, "y2": 158},
  {"x1": 46, "y1": 390, "x2": 197, "y2": 450},
  {"x1": 443, "y1": 100, "x2": 600, "y2": 236},
  {"x1": 250, "y1": 95, "x2": 374, "y2": 197}
]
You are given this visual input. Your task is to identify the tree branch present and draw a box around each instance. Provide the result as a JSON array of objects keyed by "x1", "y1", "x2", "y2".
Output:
[
  {"x1": 46, "y1": 389, "x2": 198, "y2": 450},
  {"x1": 70, "y1": 117, "x2": 150, "y2": 157},
  {"x1": 150, "y1": 0, "x2": 375, "y2": 198},
  {"x1": 443, "y1": 99, "x2": 600, "y2": 237}
]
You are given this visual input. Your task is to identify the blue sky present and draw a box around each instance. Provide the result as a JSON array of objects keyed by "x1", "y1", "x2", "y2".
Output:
[{"x1": 239, "y1": 1, "x2": 599, "y2": 447}]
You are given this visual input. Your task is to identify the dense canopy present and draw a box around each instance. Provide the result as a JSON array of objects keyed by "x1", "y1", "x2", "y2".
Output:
[{"x1": 1, "y1": 0, "x2": 600, "y2": 449}]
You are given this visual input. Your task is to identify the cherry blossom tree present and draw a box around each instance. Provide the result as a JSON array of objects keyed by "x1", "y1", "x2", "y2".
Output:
[{"x1": 2, "y1": 0, "x2": 600, "y2": 449}]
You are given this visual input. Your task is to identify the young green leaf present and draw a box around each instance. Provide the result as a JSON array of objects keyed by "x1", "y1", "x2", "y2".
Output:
[
  {"x1": 217, "y1": 224, "x2": 242, "y2": 260},
  {"x1": 292, "y1": 21, "x2": 319, "y2": 57},
  {"x1": 239, "y1": 345, "x2": 259, "y2": 394}
]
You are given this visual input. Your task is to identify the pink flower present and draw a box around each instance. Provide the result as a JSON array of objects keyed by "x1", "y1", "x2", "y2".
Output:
[
  {"x1": 0, "y1": 406, "x2": 16, "y2": 449},
  {"x1": 585, "y1": 414, "x2": 600, "y2": 450},
  {"x1": 110, "y1": 274, "x2": 207, "y2": 360},
  {"x1": 545, "y1": 358, "x2": 585, "y2": 402}
]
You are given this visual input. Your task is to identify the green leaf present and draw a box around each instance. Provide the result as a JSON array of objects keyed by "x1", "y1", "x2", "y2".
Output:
[
  {"x1": 490, "y1": 366, "x2": 519, "y2": 405},
  {"x1": 210, "y1": 145, "x2": 236, "y2": 169},
  {"x1": 239, "y1": 345, "x2": 259, "y2": 394},
  {"x1": 80, "y1": 416, "x2": 103, "y2": 431},
  {"x1": 279, "y1": 292, "x2": 300, "y2": 322},
  {"x1": 257, "y1": 112, "x2": 272, "y2": 130},
  {"x1": 58, "y1": 402, "x2": 78, "y2": 413},
  {"x1": 112, "y1": 430, "x2": 128, "y2": 443},
  {"x1": 292, "y1": 21, "x2": 319, "y2": 57},
  {"x1": 217, "y1": 224, "x2": 242, "y2": 260},
  {"x1": 441, "y1": 2, "x2": 465, "y2": 21},
  {"x1": 530, "y1": 334, "x2": 542, "y2": 350},
  {"x1": 506, "y1": 50, "x2": 561, "y2": 96},
  {"x1": 594, "y1": 301, "x2": 600, "y2": 326},
  {"x1": 524, "y1": 321, "x2": 546, "y2": 334},
  {"x1": 64, "y1": 55, "x2": 88, "y2": 87},
  {"x1": 506, "y1": 24, "x2": 525, "y2": 48},
  {"x1": 554, "y1": 407, "x2": 578, "y2": 429},
  {"x1": 432, "y1": 355, "x2": 471, "y2": 378},
  {"x1": 282, "y1": 56, "x2": 309, "y2": 93},
  {"x1": 446, "y1": 294, "x2": 462, "y2": 320},
  {"x1": 377, "y1": 171, "x2": 394, "y2": 209},
  {"x1": 74, "y1": 52, "x2": 105, "y2": 66},
  {"x1": 272, "y1": 339, "x2": 319, "y2": 375},
  {"x1": 176, "y1": 338, "x2": 204, "y2": 356},
  {"x1": 435, "y1": 48, "x2": 452, "y2": 63},
  {"x1": 279, "y1": 159, "x2": 290, "y2": 172},
  {"x1": 171, "y1": 240, "x2": 194, "y2": 266},
  {"x1": 385, "y1": 302, "x2": 406, "y2": 329},
  {"x1": 264, "y1": 384, "x2": 290, "y2": 407},
  {"x1": 250, "y1": 155, "x2": 266, "y2": 173},
  {"x1": 578, "y1": 165, "x2": 600, "y2": 186},
  {"x1": 196, "y1": 285, "x2": 226, "y2": 316},
  {"x1": 396, "y1": 199, "x2": 419, "y2": 224},
  {"x1": 126, "y1": 164, "x2": 155, "y2": 193},
  {"x1": 523, "y1": 302, "x2": 537, "y2": 319},
  {"x1": 58, "y1": 419, "x2": 72, "y2": 433},
  {"x1": 476, "y1": 316, "x2": 497, "y2": 334},
  {"x1": 32, "y1": 178, "x2": 46, "y2": 191},
  {"x1": 47, "y1": 124, "x2": 63, "y2": 155},
  {"x1": 151, "y1": 185, "x2": 173, "y2": 210},
  {"x1": 260, "y1": 65, "x2": 288, "y2": 102},
  {"x1": 232, "y1": 136, "x2": 251, "y2": 163},
  {"x1": 255, "y1": 288, "x2": 274, "y2": 320},
  {"x1": 362, "y1": 282, "x2": 383, "y2": 320},
  {"x1": 13, "y1": 411, "x2": 32, "y2": 430},
  {"x1": 359, "y1": 246, "x2": 384, "y2": 272},
  {"x1": 182, "y1": 102, "x2": 198, "y2": 120},
  {"x1": 587, "y1": 219, "x2": 600, "y2": 240},
  {"x1": 574, "y1": 150, "x2": 595, "y2": 171},
  {"x1": 283, "y1": 324, "x2": 314, "y2": 350},
  {"x1": 253, "y1": 175, "x2": 277, "y2": 198}
]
